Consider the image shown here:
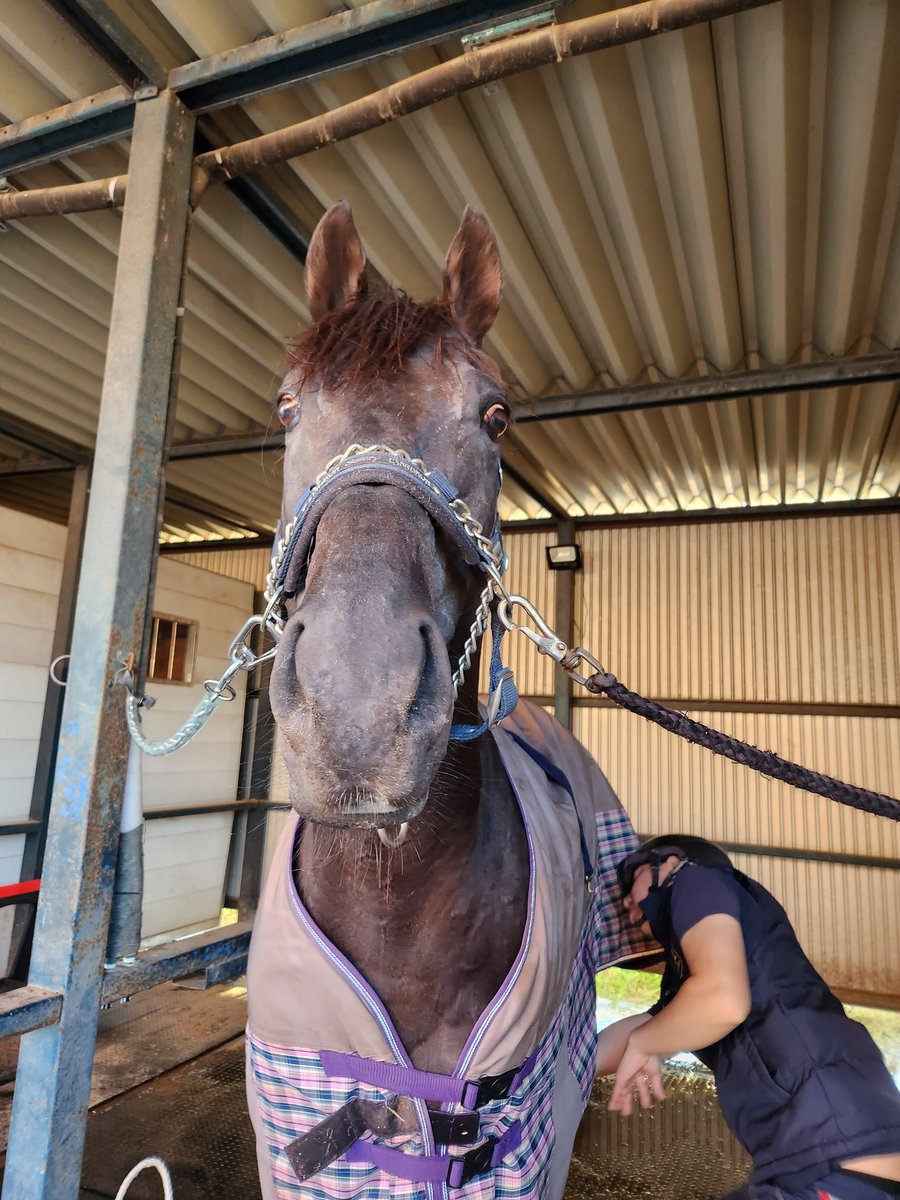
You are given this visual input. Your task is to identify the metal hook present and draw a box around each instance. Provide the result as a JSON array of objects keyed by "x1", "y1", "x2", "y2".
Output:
[{"x1": 49, "y1": 654, "x2": 70, "y2": 686}]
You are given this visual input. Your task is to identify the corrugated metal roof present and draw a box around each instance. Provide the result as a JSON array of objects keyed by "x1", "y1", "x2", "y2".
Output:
[{"x1": 0, "y1": 0, "x2": 897, "y2": 539}]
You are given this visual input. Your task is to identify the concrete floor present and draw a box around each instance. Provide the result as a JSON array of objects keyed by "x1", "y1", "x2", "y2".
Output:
[{"x1": 0, "y1": 983, "x2": 750, "y2": 1199}]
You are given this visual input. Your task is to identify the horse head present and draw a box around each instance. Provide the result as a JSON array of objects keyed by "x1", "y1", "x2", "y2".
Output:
[{"x1": 269, "y1": 201, "x2": 510, "y2": 831}]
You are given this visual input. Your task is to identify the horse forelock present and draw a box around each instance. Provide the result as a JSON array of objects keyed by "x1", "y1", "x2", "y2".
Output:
[{"x1": 286, "y1": 288, "x2": 504, "y2": 396}]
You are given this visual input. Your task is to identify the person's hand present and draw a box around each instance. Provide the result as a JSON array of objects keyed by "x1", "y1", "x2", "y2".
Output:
[{"x1": 607, "y1": 1038, "x2": 666, "y2": 1116}]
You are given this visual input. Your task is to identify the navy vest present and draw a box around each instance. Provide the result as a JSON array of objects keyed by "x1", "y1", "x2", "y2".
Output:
[{"x1": 641, "y1": 864, "x2": 900, "y2": 1186}]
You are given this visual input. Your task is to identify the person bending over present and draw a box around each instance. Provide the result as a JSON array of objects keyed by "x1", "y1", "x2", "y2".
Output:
[{"x1": 597, "y1": 835, "x2": 900, "y2": 1200}]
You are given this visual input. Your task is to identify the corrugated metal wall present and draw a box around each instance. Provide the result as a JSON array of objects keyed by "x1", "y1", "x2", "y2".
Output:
[
  {"x1": 499, "y1": 515, "x2": 899, "y2": 1002},
  {"x1": 168, "y1": 546, "x2": 272, "y2": 593}
]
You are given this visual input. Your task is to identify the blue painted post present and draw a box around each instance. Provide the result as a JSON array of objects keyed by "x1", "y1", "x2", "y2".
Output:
[{"x1": 1, "y1": 91, "x2": 195, "y2": 1200}]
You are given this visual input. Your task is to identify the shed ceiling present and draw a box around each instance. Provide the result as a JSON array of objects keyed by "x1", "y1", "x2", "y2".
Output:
[{"x1": 0, "y1": 0, "x2": 898, "y2": 544}]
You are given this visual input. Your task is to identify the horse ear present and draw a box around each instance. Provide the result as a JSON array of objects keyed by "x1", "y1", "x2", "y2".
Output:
[
  {"x1": 442, "y1": 208, "x2": 502, "y2": 345},
  {"x1": 305, "y1": 200, "x2": 368, "y2": 321}
]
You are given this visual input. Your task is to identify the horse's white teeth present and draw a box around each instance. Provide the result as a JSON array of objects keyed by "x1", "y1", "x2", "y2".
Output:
[{"x1": 377, "y1": 822, "x2": 409, "y2": 849}]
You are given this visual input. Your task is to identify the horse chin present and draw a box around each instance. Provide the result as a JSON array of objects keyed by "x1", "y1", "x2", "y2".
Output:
[{"x1": 289, "y1": 788, "x2": 428, "y2": 830}]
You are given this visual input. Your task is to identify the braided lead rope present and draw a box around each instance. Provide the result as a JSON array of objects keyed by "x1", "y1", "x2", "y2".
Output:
[
  {"x1": 583, "y1": 669, "x2": 900, "y2": 824},
  {"x1": 495, "y1": 598, "x2": 900, "y2": 824}
]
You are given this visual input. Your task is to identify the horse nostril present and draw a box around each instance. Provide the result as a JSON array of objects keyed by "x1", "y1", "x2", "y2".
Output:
[{"x1": 408, "y1": 624, "x2": 442, "y2": 725}]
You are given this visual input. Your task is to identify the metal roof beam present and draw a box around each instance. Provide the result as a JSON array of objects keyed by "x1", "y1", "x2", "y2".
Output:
[
  {"x1": 515, "y1": 354, "x2": 900, "y2": 423},
  {"x1": 0, "y1": 458, "x2": 76, "y2": 477},
  {"x1": 165, "y1": 485, "x2": 272, "y2": 539},
  {"x1": 168, "y1": 0, "x2": 566, "y2": 114},
  {"x1": 40, "y1": 0, "x2": 168, "y2": 88},
  {"x1": 0, "y1": 415, "x2": 88, "y2": 463},
  {"x1": 501, "y1": 461, "x2": 567, "y2": 520},
  {"x1": 0, "y1": 0, "x2": 556, "y2": 175},
  {"x1": 168, "y1": 432, "x2": 282, "y2": 460}
]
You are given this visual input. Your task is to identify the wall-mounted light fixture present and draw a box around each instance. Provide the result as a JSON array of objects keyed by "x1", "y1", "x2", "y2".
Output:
[{"x1": 546, "y1": 543, "x2": 582, "y2": 571}]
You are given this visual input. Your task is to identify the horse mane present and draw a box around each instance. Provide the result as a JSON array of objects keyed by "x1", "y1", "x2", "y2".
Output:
[{"x1": 287, "y1": 288, "x2": 504, "y2": 394}]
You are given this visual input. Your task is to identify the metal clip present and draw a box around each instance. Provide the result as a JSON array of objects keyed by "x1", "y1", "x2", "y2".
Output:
[
  {"x1": 496, "y1": 595, "x2": 569, "y2": 663},
  {"x1": 559, "y1": 646, "x2": 607, "y2": 688},
  {"x1": 486, "y1": 667, "x2": 515, "y2": 726}
]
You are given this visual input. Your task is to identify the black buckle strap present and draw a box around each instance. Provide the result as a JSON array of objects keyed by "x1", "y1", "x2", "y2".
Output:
[
  {"x1": 469, "y1": 1064, "x2": 519, "y2": 1108},
  {"x1": 430, "y1": 1110, "x2": 480, "y2": 1144},
  {"x1": 449, "y1": 1137, "x2": 498, "y2": 1188},
  {"x1": 286, "y1": 1099, "x2": 482, "y2": 1182}
]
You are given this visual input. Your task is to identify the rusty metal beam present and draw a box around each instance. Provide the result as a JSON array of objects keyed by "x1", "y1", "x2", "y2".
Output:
[
  {"x1": 0, "y1": 0, "x2": 782, "y2": 221},
  {"x1": 0, "y1": 0, "x2": 557, "y2": 176},
  {"x1": 169, "y1": 0, "x2": 567, "y2": 113},
  {"x1": 0, "y1": 987, "x2": 63, "y2": 1042},
  {"x1": 190, "y1": 0, "x2": 780, "y2": 201},
  {"x1": 99, "y1": 922, "x2": 252, "y2": 1004}
]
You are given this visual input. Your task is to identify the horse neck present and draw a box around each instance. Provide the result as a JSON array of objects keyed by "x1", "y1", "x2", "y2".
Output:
[{"x1": 294, "y1": 724, "x2": 530, "y2": 1070}]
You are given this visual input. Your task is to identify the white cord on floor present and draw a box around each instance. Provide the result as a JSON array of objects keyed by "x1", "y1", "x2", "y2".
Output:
[{"x1": 114, "y1": 1156, "x2": 174, "y2": 1200}]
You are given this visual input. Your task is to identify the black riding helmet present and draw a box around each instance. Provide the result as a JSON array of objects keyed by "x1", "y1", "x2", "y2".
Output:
[{"x1": 617, "y1": 833, "x2": 733, "y2": 895}]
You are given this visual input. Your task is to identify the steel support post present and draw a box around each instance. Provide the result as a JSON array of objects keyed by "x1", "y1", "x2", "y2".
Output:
[
  {"x1": 1, "y1": 91, "x2": 195, "y2": 1200},
  {"x1": 8, "y1": 467, "x2": 91, "y2": 981},
  {"x1": 552, "y1": 521, "x2": 576, "y2": 730}
]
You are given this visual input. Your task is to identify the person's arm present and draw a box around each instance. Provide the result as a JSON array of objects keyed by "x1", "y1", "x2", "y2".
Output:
[
  {"x1": 608, "y1": 913, "x2": 751, "y2": 1116},
  {"x1": 595, "y1": 1012, "x2": 654, "y2": 1077}
]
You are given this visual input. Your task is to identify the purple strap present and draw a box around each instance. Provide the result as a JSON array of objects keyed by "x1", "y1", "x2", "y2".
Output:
[
  {"x1": 319, "y1": 1051, "x2": 471, "y2": 1105},
  {"x1": 345, "y1": 1121, "x2": 523, "y2": 1187},
  {"x1": 319, "y1": 1048, "x2": 540, "y2": 1110}
]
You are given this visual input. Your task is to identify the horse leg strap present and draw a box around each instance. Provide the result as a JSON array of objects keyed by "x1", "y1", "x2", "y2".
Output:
[{"x1": 286, "y1": 1099, "x2": 482, "y2": 1182}]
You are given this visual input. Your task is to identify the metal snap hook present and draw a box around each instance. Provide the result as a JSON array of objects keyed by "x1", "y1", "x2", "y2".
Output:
[{"x1": 49, "y1": 654, "x2": 70, "y2": 686}]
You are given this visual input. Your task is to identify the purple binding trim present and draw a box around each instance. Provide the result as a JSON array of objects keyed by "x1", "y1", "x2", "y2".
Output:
[{"x1": 344, "y1": 1121, "x2": 523, "y2": 1187}]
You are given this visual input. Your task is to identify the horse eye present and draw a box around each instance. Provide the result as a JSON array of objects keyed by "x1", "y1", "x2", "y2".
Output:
[
  {"x1": 483, "y1": 402, "x2": 510, "y2": 440},
  {"x1": 277, "y1": 392, "x2": 300, "y2": 427}
]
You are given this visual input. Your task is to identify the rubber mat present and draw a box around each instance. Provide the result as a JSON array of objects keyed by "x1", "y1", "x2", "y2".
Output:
[
  {"x1": 569, "y1": 1067, "x2": 751, "y2": 1200},
  {"x1": 78, "y1": 1041, "x2": 750, "y2": 1200},
  {"x1": 81, "y1": 1038, "x2": 260, "y2": 1200}
]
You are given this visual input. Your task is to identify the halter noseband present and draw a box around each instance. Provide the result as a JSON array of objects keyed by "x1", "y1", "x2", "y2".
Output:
[{"x1": 263, "y1": 443, "x2": 518, "y2": 742}]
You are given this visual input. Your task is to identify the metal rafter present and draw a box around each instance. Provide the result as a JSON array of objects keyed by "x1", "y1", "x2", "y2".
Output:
[
  {"x1": 514, "y1": 354, "x2": 900, "y2": 422},
  {"x1": 0, "y1": 0, "x2": 563, "y2": 176},
  {"x1": 40, "y1": 0, "x2": 167, "y2": 88}
]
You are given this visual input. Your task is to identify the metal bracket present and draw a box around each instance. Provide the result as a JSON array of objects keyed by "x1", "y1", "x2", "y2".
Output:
[{"x1": 460, "y1": 5, "x2": 558, "y2": 51}]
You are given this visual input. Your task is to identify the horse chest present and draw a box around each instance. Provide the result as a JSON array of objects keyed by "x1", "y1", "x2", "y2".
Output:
[{"x1": 297, "y1": 824, "x2": 529, "y2": 1072}]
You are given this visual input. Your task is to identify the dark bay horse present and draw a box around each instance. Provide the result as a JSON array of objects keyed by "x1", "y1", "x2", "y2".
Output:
[{"x1": 246, "y1": 202, "x2": 649, "y2": 1200}]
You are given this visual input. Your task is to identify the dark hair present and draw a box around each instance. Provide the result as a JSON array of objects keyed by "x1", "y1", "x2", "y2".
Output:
[{"x1": 617, "y1": 834, "x2": 732, "y2": 893}]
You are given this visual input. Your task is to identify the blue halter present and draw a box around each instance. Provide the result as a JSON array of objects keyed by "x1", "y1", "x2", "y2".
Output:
[{"x1": 268, "y1": 444, "x2": 518, "y2": 741}]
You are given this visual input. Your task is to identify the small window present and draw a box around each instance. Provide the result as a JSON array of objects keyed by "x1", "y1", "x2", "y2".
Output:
[{"x1": 148, "y1": 615, "x2": 197, "y2": 684}]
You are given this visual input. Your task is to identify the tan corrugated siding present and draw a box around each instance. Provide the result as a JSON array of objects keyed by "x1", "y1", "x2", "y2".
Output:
[
  {"x1": 568, "y1": 512, "x2": 899, "y2": 1000},
  {"x1": 576, "y1": 514, "x2": 899, "y2": 705},
  {"x1": 167, "y1": 546, "x2": 272, "y2": 593},
  {"x1": 575, "y1": 707, "x2": 900, "y2": 858},
  {"x1": 728, "y1": 853, "x2": 900, "y2": 999}
]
